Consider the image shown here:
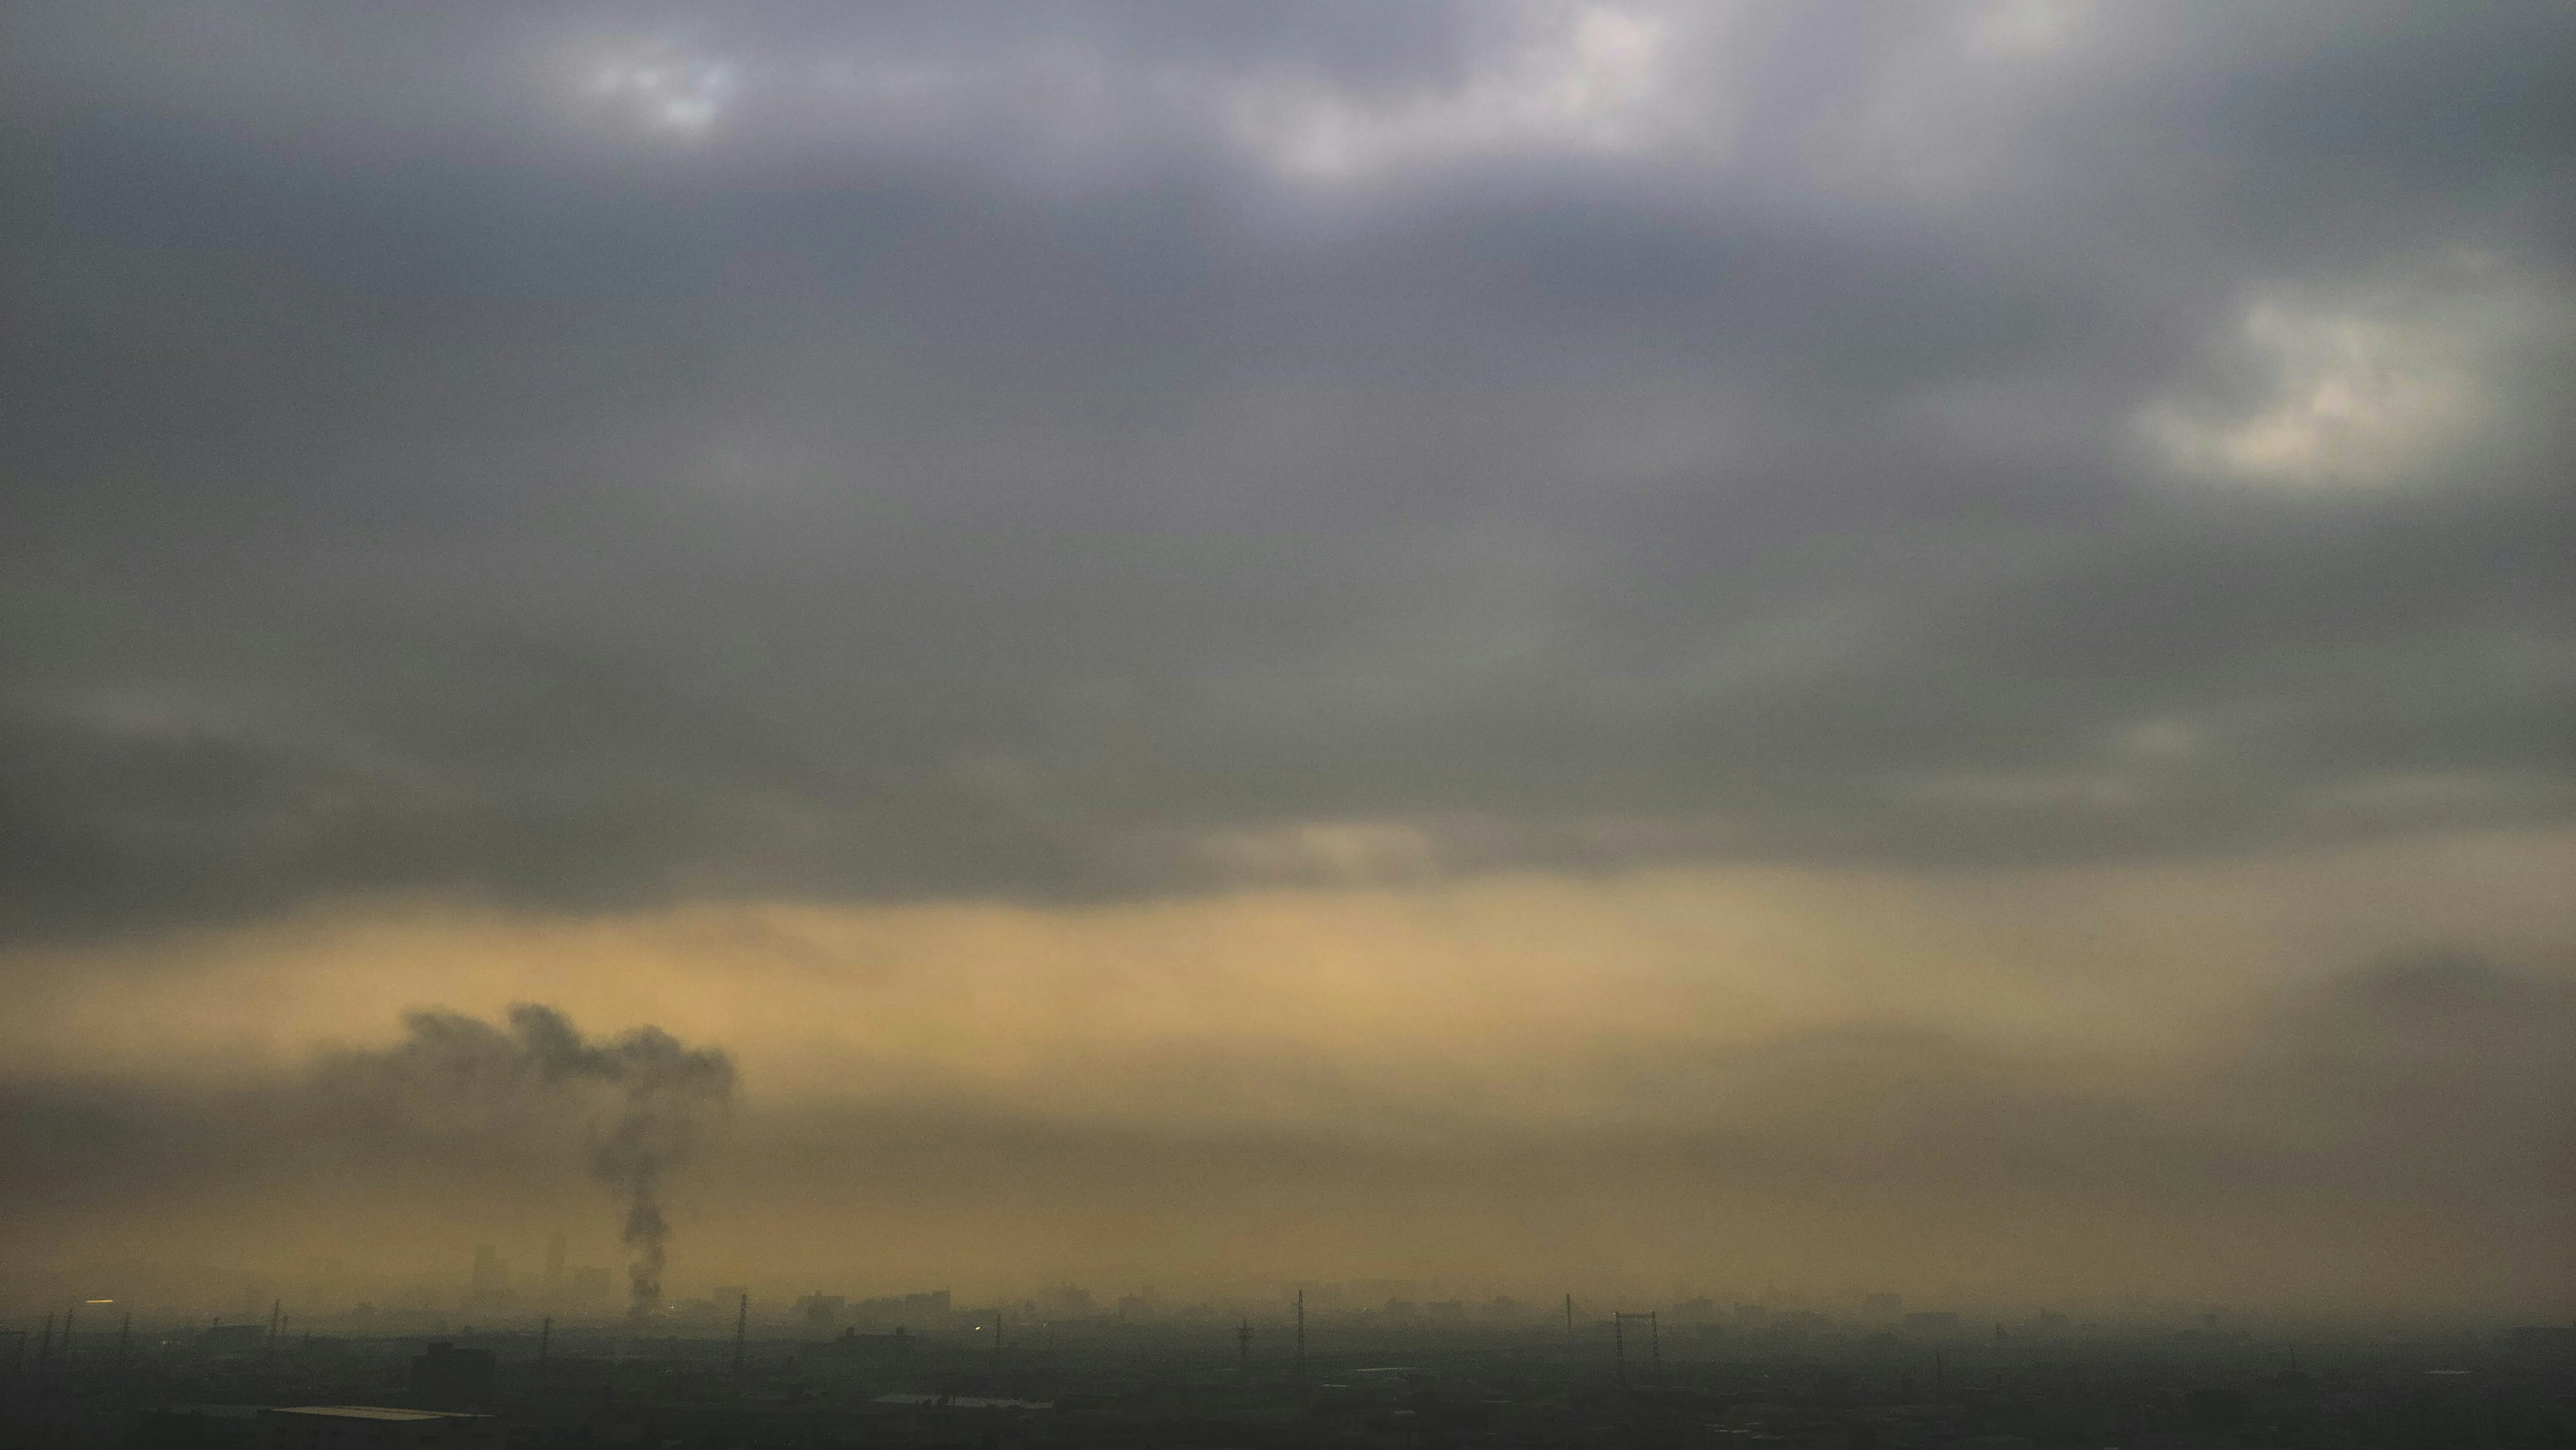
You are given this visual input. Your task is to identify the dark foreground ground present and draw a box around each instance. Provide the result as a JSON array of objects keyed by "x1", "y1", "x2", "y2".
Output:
[{"x1": 5, "y1": 1314, "x2": 2571, "y2": 1448}]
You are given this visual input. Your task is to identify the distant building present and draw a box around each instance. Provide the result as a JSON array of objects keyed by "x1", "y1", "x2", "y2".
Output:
[
  {"x1": 838, "y1": 1289, "x2": 953, "y2": 1327},
  {"x1": 797, "y1": 1292, "x2": 845, "y2": 1328},
  {"x1": 1862, "y1": 1293, "x2": 1902, "y2": 1320},
  {"x1": 469, "y1": 1246, "x2": 506, "y2": 1296},
  {"x1": 462, "y1": 1245, "x2": 513, "y2": 1314},
  {"x1": 409, "y1": 1343, "x2": 495, "y2": 1410},
  {"x1": 261, "y1": 1406, "x2": 502, "y2": 1449},
  {"x1": 1904, "y1": 1310, "x2": 1962, "y2": 1337},
  {"x1": 541, "y1": 1235, "x2": 566, "y2": 1297},
  {"x1": 1037, "y1": 1285, "x2": 1096, "y2": 1320}
]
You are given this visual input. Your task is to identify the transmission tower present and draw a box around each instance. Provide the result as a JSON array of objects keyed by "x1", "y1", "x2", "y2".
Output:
[{"x1": 1611, "y1": 1311, "x2": 1660, "y2": 1388}]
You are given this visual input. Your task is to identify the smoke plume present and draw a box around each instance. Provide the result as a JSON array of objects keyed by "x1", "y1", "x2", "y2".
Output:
[{"x1": 318, "y1": 1004, "x2": 735, "y2": 1321}]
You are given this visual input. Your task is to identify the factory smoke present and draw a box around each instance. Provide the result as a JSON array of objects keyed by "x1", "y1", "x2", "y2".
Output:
[{"x1": 317, "y1": 1004, "x2": 736, "y2": 1322}]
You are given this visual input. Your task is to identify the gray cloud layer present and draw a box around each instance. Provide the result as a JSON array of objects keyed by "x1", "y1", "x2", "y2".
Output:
[{"x1": 4, "y1": 1, "x2": 2573, "y2": 934}]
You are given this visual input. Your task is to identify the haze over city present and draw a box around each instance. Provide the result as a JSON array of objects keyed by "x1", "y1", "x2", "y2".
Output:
[{"x1": 4, "y1": 0, "x2": 2573, "y2": 1351}]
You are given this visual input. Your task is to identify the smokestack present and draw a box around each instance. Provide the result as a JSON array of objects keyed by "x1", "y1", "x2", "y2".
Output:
[
  {"x1": 733, "y1": 1297, "x2": 747, "y2": 1376},
  {"x1": 619, "y1": 1192, "x2": 668, "y2": 1323}
]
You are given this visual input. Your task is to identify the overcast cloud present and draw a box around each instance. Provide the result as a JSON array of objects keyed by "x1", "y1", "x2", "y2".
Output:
[{"x1": 7, "y1": 0, "x2": 2571, "y2": 933}]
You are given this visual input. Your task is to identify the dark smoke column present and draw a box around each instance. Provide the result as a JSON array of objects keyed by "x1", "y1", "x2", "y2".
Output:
[
  {"x1": 573, "y1": 1019, "x2": 735, "y2": 1324},
  {"x1": 319, "y1": 1005, "x2": 735, "y2": 1329}
]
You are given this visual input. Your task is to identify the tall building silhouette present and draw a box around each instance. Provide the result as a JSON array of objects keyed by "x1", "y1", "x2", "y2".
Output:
[{"x1": 469, "y1": 1245, "x2": 507, "y2": 1297}]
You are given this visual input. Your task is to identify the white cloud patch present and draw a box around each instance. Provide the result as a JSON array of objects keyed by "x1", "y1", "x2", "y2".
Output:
[
  {"x1": 582, "y1": 42, "x2": 742, "y2": 136},
  {"x1": 2143, "y1": 258, "x2": 2548, "y2": 490},
  {"x1": 1190, "y1": 819, "x2": 1444, "y2": 886},
  {"x1": 564, "y1": 9, "x2": 1713, "y2": 177},
  {"x1": 1962, "y1": 0, "x2": 2097, "y2": 58},
  {"x1": 1227, "y1": 4, "x2": 1712, "y2": 180},
  {"x1": 2109, "y1": 717, "x2": 2209, "y2": 764}
]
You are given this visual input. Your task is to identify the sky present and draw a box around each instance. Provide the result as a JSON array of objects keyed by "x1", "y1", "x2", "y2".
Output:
[{"x1": 2, "y1": 0, "x2": 2572, "y2": 1319}]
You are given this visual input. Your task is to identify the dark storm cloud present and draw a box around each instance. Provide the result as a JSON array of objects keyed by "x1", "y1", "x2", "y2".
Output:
[{"x1": 4, "y1": 0, "x2": 2573, "y2": 933}]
